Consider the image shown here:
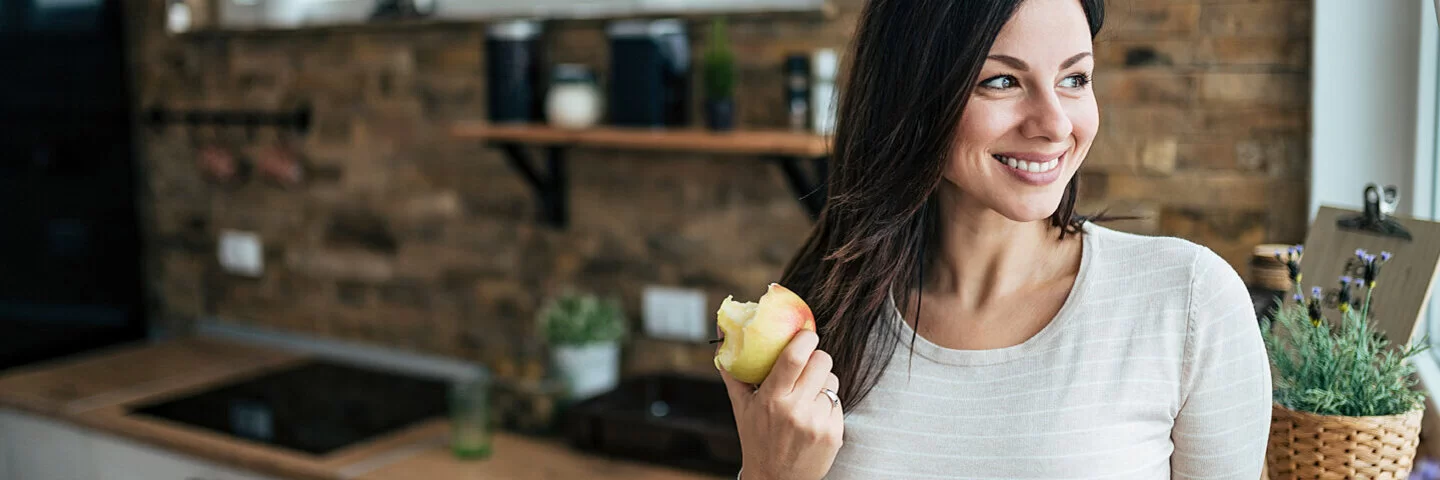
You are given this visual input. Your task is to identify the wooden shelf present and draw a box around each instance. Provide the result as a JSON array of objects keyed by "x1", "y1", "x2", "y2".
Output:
[
  {"x1": 452, "y1": 123, "x2": 830, "y2": 228},
  {"x1": 174, "y1": 2, "x2": 835, "y2": 40},
  {"x1": 450, "y1": 123, "x2": 830, "y2": 158}
]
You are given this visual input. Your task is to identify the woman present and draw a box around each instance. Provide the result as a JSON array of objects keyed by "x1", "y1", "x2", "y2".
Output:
[{"x1": 717, "y1": 0, "x2": 1273, "y2": 478}]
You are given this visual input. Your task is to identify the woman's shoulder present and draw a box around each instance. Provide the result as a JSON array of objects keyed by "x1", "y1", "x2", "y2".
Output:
[
  {"x1": 1084, "y1": 222, "x2": 1226, "y2": 268},
  {"x1": 1082, "y1": 221, "x2": 1243, "y2": 292},
  {"x1": 1079, "y1": 223, "x2": 1255, "y2": 345}
]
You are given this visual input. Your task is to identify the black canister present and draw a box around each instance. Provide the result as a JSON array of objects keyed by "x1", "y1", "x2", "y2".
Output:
[
  {"x1": 486, "y1": 20, "x2": 544, "y2": 124},
  {"x1": 608, "y1": 19, "x2": 690, "y2": 128},
  {"x1": 784, "y1": 54, "x2": 810, "y2": 132}
]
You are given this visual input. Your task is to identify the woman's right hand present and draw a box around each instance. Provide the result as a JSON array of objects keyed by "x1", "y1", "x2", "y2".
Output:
[{"x1": 718, "y1": 330, "x2": 845, "y2": 480}]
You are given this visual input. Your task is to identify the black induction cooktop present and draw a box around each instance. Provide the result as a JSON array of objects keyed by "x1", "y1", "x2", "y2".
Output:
[{"x1": 130, "y1": 360, "x2": 450, "y2": 456}]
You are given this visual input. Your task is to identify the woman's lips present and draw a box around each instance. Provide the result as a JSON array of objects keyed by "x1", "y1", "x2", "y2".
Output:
[{"x1": 992, "y1": 152, "x2": 1065, "y2": 186}]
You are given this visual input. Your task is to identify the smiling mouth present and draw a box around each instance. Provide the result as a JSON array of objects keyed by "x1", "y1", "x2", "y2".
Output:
[{"x1": 992, "y1": 154, "x2": 1060, "y2": 173}]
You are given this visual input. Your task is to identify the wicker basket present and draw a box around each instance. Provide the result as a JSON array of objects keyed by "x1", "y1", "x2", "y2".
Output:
[
  {"x1": 1251, "y1": 244, "x2": 1297, "y2": 292},
  {"x1": 1267, "y1": 402, "x2": 1424, "y2": 479}
]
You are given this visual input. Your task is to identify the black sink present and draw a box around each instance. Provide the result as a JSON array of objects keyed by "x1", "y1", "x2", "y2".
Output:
[{"x1": 129, "y1": 360, "x2": 450, "y2": 456}]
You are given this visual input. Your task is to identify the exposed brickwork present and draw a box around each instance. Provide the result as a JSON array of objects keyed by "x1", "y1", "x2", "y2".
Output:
[{"x1": 130, "y1": 0, "x2": 1311, "y2": 380}]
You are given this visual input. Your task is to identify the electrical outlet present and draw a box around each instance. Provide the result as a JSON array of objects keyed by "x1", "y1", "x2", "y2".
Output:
[
  {"x1": 218, "y1": 229, "x2": 264, "y2": 277},
  {"x1": 642, "y1": 285, "x2": 709, "y2": 342}
]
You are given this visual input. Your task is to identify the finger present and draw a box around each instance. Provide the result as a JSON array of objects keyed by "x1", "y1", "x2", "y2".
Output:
[
  {"x1": 813, "y1": 373, "x2": 843, "y2": 431},
  {"x1": 794, "y1": 349, "x2": 833, "y2": 399},
  {"x1": 758, "y1": 330, "x2": 819, "y2": 398},
  {"x1": 829, "y1": 371, "x2": 840, "y2": 412},
  {"x1": 819, "y1": 373, "x2": 844, "y2": 427},
  {"x1": 826, "y1": 402, "x2": 845, "y2": 446},
  {"x1": 717, "y1": 365, "x2": 753, "y2": 411}
]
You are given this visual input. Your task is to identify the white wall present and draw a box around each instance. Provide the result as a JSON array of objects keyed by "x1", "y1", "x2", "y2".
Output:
[
  {"x1": 1418, "y1": 0, "x2": 1438, "y2": 221},
  {"x1": 1310, "y1": 0, "x2": 1427, "y2": 220}
]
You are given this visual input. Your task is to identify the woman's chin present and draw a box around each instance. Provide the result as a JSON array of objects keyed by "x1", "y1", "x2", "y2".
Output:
[{"x1": 994, "y1": 196, "x2": 1066, "y2": 223}]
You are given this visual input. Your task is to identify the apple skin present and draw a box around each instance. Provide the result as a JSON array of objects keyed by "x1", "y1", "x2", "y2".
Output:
[{"x1": 714, "y1": 283, "x2": 817, "y2": 384}]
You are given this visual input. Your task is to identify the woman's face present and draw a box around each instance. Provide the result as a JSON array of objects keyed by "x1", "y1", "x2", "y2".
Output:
[{"x1": 944, "y1": 0, "x2": 1098, "y2": 222}]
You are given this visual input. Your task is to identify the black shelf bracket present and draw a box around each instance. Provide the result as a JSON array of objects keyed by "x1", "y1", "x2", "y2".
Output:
[
  {"x1": 488, "y1": 145, "x2": 826, "y2": 228},
  {"x1": 496, "y1": 143, "x2": 568, "y2": 228},
  {"x1": 774, "y1": 155, "x2": 829, "y2": 220}
]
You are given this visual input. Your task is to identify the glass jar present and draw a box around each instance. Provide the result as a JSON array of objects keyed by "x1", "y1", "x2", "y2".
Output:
[{"x1": 450, "y1": 367, "x2": 493, "y2": 459}]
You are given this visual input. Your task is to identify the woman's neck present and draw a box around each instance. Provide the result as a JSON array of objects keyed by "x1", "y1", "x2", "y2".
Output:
[{"x1": 927, "y1": 186, "x2": 1077, "y2": 312}]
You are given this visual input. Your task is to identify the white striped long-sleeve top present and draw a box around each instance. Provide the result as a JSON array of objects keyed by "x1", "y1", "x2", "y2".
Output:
[{"x1": 825, "y1": 221, "x2": 1273, "y2": 479}]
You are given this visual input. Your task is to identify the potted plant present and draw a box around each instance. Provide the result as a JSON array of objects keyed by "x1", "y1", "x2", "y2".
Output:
[
  {"x1": 538, "y1": 290, "x2": 628, "y2": 401},
  {"x1": 1263, "y1": 247, "x2": 1431, "y2": 478},
  {"x1": 703, "y1": 17, "x2": 736, "y2": 131}
]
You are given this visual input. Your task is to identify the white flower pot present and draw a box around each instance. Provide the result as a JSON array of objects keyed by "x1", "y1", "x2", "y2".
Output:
[{"x1": 551, "y1": 341, "x2": 620, "y2": 400}]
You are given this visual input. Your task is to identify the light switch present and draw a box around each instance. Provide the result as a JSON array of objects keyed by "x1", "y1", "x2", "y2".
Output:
[
  {"x1": 642, "y1": 285, "x2": 709, "y2": 342},
  {"x1": 218, "y1": 229, "x2": 264, "y2": 277}
]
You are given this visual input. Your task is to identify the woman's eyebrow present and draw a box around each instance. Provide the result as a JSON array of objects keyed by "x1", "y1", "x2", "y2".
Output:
[
  {"x1": 1061, "y1": 52, "x2": 1093, "y2": 69},
  {"x1": 987, "y1": 54, "x2": 1029, "y2": 70},
  {"x1": 985, "y1": 51, "x2": 1093, "y2": 71}
]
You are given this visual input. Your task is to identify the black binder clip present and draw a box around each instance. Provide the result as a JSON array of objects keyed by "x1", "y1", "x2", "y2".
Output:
[{"x1": 1337, "y1": 183, "x2": 1412, "y2": 241}]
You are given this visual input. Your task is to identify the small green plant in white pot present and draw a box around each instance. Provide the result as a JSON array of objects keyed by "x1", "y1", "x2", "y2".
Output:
[{"x1": 539, "y1": 290, "x2": 628, "y2": 401}]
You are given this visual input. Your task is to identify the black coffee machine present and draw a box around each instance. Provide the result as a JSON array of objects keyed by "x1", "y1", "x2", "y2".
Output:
[{"x1": 607, "y1": 19, "x2": 690, "y2": 128}]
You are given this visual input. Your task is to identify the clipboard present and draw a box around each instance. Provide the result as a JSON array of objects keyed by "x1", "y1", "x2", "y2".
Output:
[{"x1": 1298, "y1": 185, "x2": 1440, "y2": 347}]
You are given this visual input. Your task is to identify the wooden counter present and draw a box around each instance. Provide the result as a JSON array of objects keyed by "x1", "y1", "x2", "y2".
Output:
[
  {"x1": 351, "y1": 422, "x2": 719, "y2": 480},
  {"x1": 0, "y1": 338, "x2": 727, "y2": 480}
]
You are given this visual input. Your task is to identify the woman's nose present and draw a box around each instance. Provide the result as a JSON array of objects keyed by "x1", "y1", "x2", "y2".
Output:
[{"x1": 1020, "y1": 92, "x2": 1073, "y2": 144}]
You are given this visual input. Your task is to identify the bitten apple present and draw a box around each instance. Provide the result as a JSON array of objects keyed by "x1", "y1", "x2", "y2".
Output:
[{"x1": 714, "y1": 283, "x2": 817, "y2": 384}]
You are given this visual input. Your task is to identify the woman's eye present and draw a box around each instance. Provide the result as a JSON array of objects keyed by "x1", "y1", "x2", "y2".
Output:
[
  {"x1": 979, "y1": 75, "x2": 1018, "y2": 90},
  {"x1": 1059, "y1": 73, "x2": 1092, "y2": 89}
]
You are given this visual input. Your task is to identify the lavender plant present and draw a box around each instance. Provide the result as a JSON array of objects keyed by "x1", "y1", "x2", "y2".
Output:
[{"x1": 1261, "y1": 248, "x2": 1431, "y2": 416}]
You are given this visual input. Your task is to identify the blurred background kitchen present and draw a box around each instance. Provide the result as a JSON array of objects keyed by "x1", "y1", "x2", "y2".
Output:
[{"x1": 1, "y1": 0, "x2": 1436, "y2": 478}]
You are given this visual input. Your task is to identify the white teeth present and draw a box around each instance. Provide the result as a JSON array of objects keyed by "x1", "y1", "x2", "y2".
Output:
[{"x1": 994, "y1": 155, "x2": 1060, "y2": 173}]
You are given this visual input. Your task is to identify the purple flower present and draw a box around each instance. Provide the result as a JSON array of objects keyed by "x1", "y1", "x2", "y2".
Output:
[
  {"x1": 1293, "y1": 293, "x2": 1304, "y2": 302},
  {"x1": 1359, "y1": 249, "x2": 1390, "y2": 288},
  {"x1": 1357, "y1": 248, "x2": 1368, "y2": 257},
  {"x1": 1312, "y1": 286, "x2": 1323, "y2": 297},
  {"x1": 1276, "y1": 247, "x2": 1302, "y2": 283},
  {"x1": 1341, "y1": 275, "x2": 1353, "y2": 284},
  {"x1": 1295, "y1": 245, "x2": 1304, "y2": 254}
]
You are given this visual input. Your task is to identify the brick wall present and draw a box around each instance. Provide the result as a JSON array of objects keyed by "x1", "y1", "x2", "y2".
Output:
[{"x1": 129, "y1": 0, "x2": 1311, "y2": 380}]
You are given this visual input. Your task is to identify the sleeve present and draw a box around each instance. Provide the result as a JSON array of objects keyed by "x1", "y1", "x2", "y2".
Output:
[{"x1": 1170, "y1": 248, "x2": 1274, "y2": 479}]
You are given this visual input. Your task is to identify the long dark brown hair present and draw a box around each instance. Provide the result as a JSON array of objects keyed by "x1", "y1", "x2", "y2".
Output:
[{"x1": 779, "y1": 0, "x2": 1110, "y2": 409}]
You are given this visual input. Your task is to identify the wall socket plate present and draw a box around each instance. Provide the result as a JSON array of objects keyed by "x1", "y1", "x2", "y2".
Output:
[
  {"x1": 641, "y1": 285, "x2": 709, "y2": 343},
  {"x1": 218, "y1": 229, "x2": 264, "y2": 277}
]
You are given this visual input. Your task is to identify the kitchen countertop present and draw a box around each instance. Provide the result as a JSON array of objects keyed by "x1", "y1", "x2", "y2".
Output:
[{"x1": 0, "y1": 337, "x2": 727, "y2": 480}]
